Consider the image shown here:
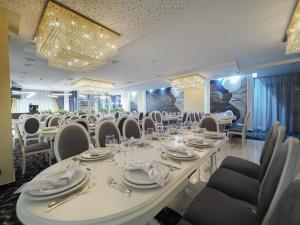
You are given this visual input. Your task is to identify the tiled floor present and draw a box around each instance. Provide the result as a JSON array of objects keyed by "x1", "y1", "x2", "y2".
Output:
[{"x1": 0, "y1": 137, "x2": 264, "y2": 225}]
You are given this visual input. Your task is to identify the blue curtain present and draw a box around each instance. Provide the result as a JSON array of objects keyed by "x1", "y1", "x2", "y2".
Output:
[{"x1": 253, "y1": 73, "x2": 297, "y2": 133}]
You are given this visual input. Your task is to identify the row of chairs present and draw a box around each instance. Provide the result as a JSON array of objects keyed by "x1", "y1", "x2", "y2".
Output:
[{"x1": 176, "y1": 122, "x2": 300, "y2": 225}]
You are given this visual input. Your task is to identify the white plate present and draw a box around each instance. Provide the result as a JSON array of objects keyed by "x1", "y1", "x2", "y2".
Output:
[
  {"x1": 166, "y1": 150, "x2": 197, "y2": 158},
  {"x1": 80, "y1": 149, "x2": 111, "y2": 159},
  {"x1": 167, "y1": 153, "x2": 198, "y2": 161},
  {"x1": 27, "y1": 169, "x2": 87, "y2": 197},
  {"x1": 123, "y1": 164, "x2": 169, "y2": 185},
  {"x1": 24, "y1": 174, "x2": 89, "y2": 201},
  {"x1": 122, "y1": 171, "x2": 170, "y2": 189}
]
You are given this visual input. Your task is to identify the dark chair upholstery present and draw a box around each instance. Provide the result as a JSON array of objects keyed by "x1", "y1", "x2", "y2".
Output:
[
  {"x1": 40, "y1": 114, "x2": 47, "y2": 122},
  {"x1": 145, "y1": 112, "x2": 149, "y2": 117},
  {"x1": 118, "y1": 117, "x2": 127, "y2": 136},
  {"x1": 54, "y1": 124, "x2": 90, "y2": 161},
  {"x1": 182, "y1": 187, "x2": 256, "y2": 225},
  {"x1": 177, "y1": 219, "x2": 193, "y2": 225},
  {"x1": 207, "y1": 168, "x2": 260, "y2": 205},
  {"x1": 23, "y1": 117, "x2": 40, "y2": 134},
  {"x1": 96, "y1": 121, "x2": 121, "y2": 147},
  {"x1": 49, "y1": 116, "x2": 60, "y2": 127},
  {"x1": 115, "y1": 112, "x2": 120, "y2": 120},
  {"x1": 220, "y1": 122, "x2": 279, "y2": 180},
  {"x1": 138, "y1": 112, "x2": 144, "y2": 120},
  {"x1": 142, "y1": 117, "x2": 156, "y2": 132},
  {"x1": 268, "y1": 178, "x2": 300, "y2": 225},
  {"x1": 45, "y1": 116, "x2": 52, "y2": 127},
  {"x1": 25, "y1": 142, "x2": 51, "y2": 153},
  {"x1": 194, "y1": 113, "x2": 200, "y2": 122},
  {"x1": 155, "y1": 112, "x2": 162, "y2": 123},
  {"x1": 199, "y1": 116, "x2": 218, "y2": 132},
  {"x1": 75, "y1": 119, "x2": 89, "y2": 132},
  {"x1": 123, "y1": 119, "x2": 141, "y2": 139},
  {"x1": 151, "y1": 112, "x2": 156, "y2": 121},
  {"x1": 190, "y1": 113, "x2": 195, "y2": 122},
  {"x1": 182, "y1": 112, "x2": 187, "y2": 123}
]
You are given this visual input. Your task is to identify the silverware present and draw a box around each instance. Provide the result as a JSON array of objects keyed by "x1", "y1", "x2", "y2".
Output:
[
  {"x1": 153, "y1": 160, "x2": 181, "y2": 171},
  {"x1": 46, "y1": 183, "x2": 94, "y2": 212},
  {"x1": 107, "y1": 175, "x2": 131, "y2": 197}
]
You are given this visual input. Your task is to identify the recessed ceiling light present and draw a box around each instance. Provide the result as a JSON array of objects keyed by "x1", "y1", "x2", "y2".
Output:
[
  {"x1": 111, "y1": 60, "x2": 119, "y2": 64},
  {"x1": 152, "y1": 59, "x2": 157, "y2": 63},
  {"x1": 24, "y1": 63, "x2": 32, "y2": 67},
  {"x1": 40, "y1": 78, "x2": 43, "y2": 81},
  {"x1": 156, "y1": 74, "x2": 162, "y2": 77}
]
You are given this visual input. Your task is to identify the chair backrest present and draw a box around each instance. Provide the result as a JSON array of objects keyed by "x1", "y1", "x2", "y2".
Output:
[
  {"x1": 162, "y1": 111, "x2": 167, "y2": 116},
  {"x1": 87, "y1": 115, "x2": 97, "y2": 123},
  {"x1": 23, "y1": 117, "x2": 40, "y2": 135},
  {"x1": 182, "y1": 112, "x2": 188, "y2": 123},
  {"x1": 75, "y1": 119, "x2": 90, "y2": 133},
  {"x1": 145, "y1": 112, "x2": 149, "y2": 117},
  {"x1": 70, "y1": 115, "x2": 80, "y2": 121},
  {"x1": 14, "y1": 124, "x2": 25, "y2": 152},
  {"x1": 45, "y1": 116, "x2": 52, "y2": 127},
  {"x1": 199, "y1": 116, "x2": 219, "y2": 132},
  {"x1": 267, "y1": 176, "x2": 300, "y2": 225},
  {"x1": 150, "y1": 112, "x2": 156, "y2": 121},
  {"x1": 96, "y1": 120, "x2": 121, "y2": 147},
  {"x1": 259, "y1": 126, "x2": 285, "y2": 183},
  {"x1": 123, "y1": 118, "x2": 141, "y2": 139},
  {"x1": 81, "y1": 115, "x2": 87, "y2": 119},
  {"x1": 118, "y1": 116, "x2": 127, "y2": 136},
  {"x1": 259, "y1": 121, "x2": 280, "y2": 164},
  {"x1": 155, "y1": 112, "x2": 162, "y2": 124},
  {"x1": 40, "y1": 114, "x2": 47, "y2": 122},
  {"x1": 19, "y1": 114, "x2": 28, "y2": 120},
  {"x1": 242, "y1": 111, "x2": 251, "y2": 135},
  {"x1": 195, "y1": 112, "x2": 200, "y2": 122},
  {"x1": 142, "y1": 117, "x2": 156, "y2": 132},
  {"x1": 49, "y1": 116, "x2": 61, "y2": 127},
  {"x1": 115, "y1": 112, "x2": 120, "y2": 120},
  {"x1": 190, "y1": 112, "x2": 195, "y2": 122},
  {"x1": 258, "y1": 137, "x2": 299, "y2": 225},
  {"x1": 138, "y1": 112, "x2": 144, "y2": 121},
  {"x1": 54, "y1": 123, "x2": 90, "y2": 161}
]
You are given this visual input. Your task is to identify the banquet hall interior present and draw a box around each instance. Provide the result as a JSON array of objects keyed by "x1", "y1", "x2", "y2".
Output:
[{"x1": 1, "y1": 0, "x2": 300, "y2": 225}]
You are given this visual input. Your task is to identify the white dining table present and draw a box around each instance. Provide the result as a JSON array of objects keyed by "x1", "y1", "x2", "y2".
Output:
[{"x1": 16, "y1": 135, "x2": 225, "y2": 225}]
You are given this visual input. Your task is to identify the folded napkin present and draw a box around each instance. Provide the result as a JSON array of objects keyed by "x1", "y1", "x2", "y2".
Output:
[
  {"x1": 125, "y1": 161, "x2": 166, "y2": 186},
  {"x1": 86, "y1": 149, "x2": 109, "y2": 157},
  {"x1": 15, "y1": 164, "x2": 78, "y2": 194},
  {"x1": 161, "y1": 144, "x2": 197, "y2": 157}
]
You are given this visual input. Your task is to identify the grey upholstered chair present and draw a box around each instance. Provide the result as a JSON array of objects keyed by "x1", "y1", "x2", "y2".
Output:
[
  {"x1": 49, "y1": 116, "x2": 61, "y2": 127},
  {"x1": 70, "y1": 115, "x2": 80, "y2": 121},
  {"x1": 182, "y1": 112, "x2": 188, "y2": 124},
  {"x1": 178, "y1": 137, "x2": 299, "y2": 225},
  {"x1": 80, "y1": 115, "x2": 87, "y2": 119},
  {"x1": 45, "y1": 116, "x2": 52, "y2": 127},
  {"x1": 22, "y1": 116, "x2": 40, "y2": 145},
  {"x1": 194, "y1": 112, "x2": 200, "y2": 122},
  {"x1": 199, "y1": 115, "x2": 219, "y2": 132},
  {"x1": 87, "y1": 115, "x2": 97, "y2": 123},
  {"x1": 95, "y1": 120, "x2": 121, "y2": 147},
  {"x1": 190, "y1": 112, "x2": 196, "y2": 123},
  {"x1": 138, "y1": 112, "x2": 144, "y2": 121},
  {"x1": 15, "y1": 124, "x2": 51, "y2": 175},
  {"x1": 150, "y1": 112, "x2": 156, "y2": 121},
  {"x1": 220, "y1": 121, "x2": 280, "y2": 180},
  {"x1": 40, "y1": 114, "x2": 47, "y2": 122},
  {"x1": 118, "y1": 116, "x2": 128, "y2": 136},
  {"x1": 54, "y1": 123, "x2": 90, "y2": 161},
  {"x1": 142, "y1": 117, "x2": 156, "y2": 133},
  {"x1": 155, "y1": 112, "x2": 163, "y2": 130},
  {"x1": 75, "y1": 119, "x2": 90, "y2": 133},
  {"x1": 123, "y1": 118, "x2": 141, "y2": 139},
  {"x1": 114, "y1": 112, "x2": 120, "y2": 120}
]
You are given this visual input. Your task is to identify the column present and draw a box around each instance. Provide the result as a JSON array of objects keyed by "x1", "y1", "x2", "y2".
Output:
[{"x1": 0, "y1": 7, "x2": 15, "y2": 184}]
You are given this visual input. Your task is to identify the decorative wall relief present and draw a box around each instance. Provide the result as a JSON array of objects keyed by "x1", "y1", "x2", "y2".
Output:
[
  {"x1": 210, "y1": 76, "x2": 247, "y2": 123},
  {"x1": 146, "y1": 87, "x2": 183, "y2": 112}
]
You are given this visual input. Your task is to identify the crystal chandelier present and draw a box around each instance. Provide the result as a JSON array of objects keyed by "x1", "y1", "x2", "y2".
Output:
[
  {"x1": 72, "y1": 78, "x2": 114, "y2": 94},
  {"x1": 35, "y1": 1, "x2": 120, "y2": 72},
  {"x1": 286, "y1": 1, "x2": 300, "y2": 54},
  {"x1": 169, "y1": 74, "x2": 205, "y2": 90}
]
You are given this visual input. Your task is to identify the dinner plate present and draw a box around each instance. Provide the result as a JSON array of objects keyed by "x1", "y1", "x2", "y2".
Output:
[
  {"x1": 80, "y1": 149, "x2": 111, "y2": 160},
  {"x1": 27, "y1": 169, "x2": 87, "y2": 197},
  {"x1": 123, "y1": 163, "x2": 169, "y2": 185},
  {"x1": 166, "y1": 153, "x2": 198, "y2": 161},
  {"x1": 166, "y1": 150, "x2": 196, "y2": 158},
  {"x1": 122, "y1": 169, "x2": 170, "y2": 189},
  {"x1": 24, "y1": 173, "x2": 89, "y2": 201}
]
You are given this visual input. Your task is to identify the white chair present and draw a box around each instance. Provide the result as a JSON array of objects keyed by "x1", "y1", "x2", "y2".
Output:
[
  {"x1": 75, "y1": 119, "x2": 90, "y2": 134},
  {"x1": 15, "y1": 124, "x2": 51, "y2": 175},
  {"x1": 117, "y1": 116, "x2": 128, "y2": 136},
  {"x1": 95, "y1": 120, "x2": 121, "y2": 147},
  {"x1": 22, "y1": 116, "x2": 41, "y2": 145},
  {"x1": 54, "y1": 123, "x2": 90, "y2": 161},
  {"x1": 123, "y1": 118, "x2": 141, "y2": 139},
  {"x1": 227, "y1": 111, "x2": 251, "y2": 145},
  {"x1": 48, "y1": 116, "x2": 61, "y2": 127}
]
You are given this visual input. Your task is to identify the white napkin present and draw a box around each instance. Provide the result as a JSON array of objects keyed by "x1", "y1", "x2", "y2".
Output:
[
  {"x1": 125, "y1": 161, "x2": 166, "y2": 186},
  {"x1": 161, "y1": 144, "x2": 197, "y2": 157},
  {"x1": 15, "y1": 164, "x2": 78, "y2": 194},
  {"x1": 87, "y1": 149, "x2": 109, "y2": 157}
]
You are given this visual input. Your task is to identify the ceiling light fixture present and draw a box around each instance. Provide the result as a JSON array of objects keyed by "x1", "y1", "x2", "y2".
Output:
[
  {"x1": 169, "y1": 74, "x2": 205, "y2": 90},
  {"x1": 35, "y1": 1, "x2": 120, "y2": 72},
  {"x1": 72, "y1": 78, "x2": 114, "y2": 94},
  {"x1": 286, "y1": 1, "x2": 300, "y2": 54}
]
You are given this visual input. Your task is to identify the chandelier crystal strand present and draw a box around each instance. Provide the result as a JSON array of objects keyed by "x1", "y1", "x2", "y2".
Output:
[
  {"x1": 36, "y1": 1, "x2": 120, "y2": 72},
  {"x1": 72, "y1": 79, "x2": 114, "y2": 94},
  {"x1": 169, "y1": 74, "x2": 205, "y2": 90}
]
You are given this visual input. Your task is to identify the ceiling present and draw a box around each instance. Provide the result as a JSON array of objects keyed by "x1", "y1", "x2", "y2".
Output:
[{"x1": 3, "y1": 0, "x2": 300, "y2": 92}]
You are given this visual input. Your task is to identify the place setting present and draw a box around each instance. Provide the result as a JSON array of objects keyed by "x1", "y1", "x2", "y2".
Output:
[
  {"x1": 185, "y1": 137, "x2": 216, "y2": 149},
  {"x1": 203, "y1": 131, "x2": 226, "y2": 140},
  {"x1": 78, "y1": 148, "x2": 112, "y2": 162},
  {"x1": 160, "y1": 143, "x2": 199, "y2": 161}
]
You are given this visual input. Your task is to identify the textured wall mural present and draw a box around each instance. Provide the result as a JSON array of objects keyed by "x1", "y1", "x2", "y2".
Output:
[
  {"x1": 146, "y1": 87, "x2": 183, "y2": 112},
  {"x1": 210, "y1": 76, "x2": 247, "y2": 123}
]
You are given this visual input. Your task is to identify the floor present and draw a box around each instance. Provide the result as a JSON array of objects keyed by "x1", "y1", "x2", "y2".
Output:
[{"x1": 0, "y1": 137, "x2": 264, "y2": 225}]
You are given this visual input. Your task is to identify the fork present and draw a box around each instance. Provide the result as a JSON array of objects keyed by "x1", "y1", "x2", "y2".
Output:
[{"x1": 107, "y1": 175, "x2": 131, "y2": 197}]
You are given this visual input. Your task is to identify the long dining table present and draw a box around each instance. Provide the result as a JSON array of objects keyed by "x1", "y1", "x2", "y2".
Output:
[{"x1": 16, "y1": 132, "x2": 225, "y2": 225}]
